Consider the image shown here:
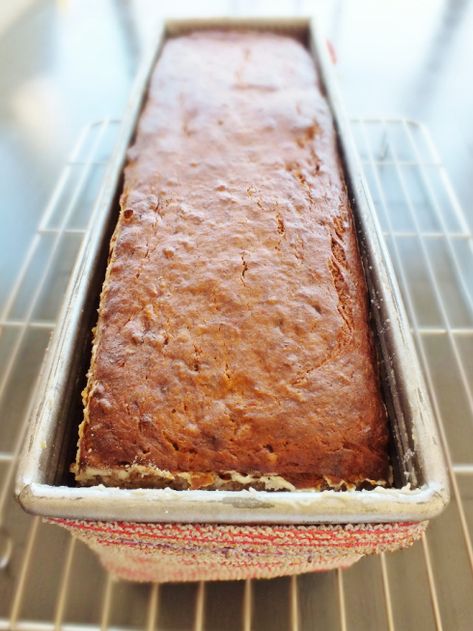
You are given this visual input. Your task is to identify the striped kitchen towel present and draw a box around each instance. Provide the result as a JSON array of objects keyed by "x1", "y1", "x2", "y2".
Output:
[{"x1": 47, "y1": 519, "x2": 427, "y2": 583}]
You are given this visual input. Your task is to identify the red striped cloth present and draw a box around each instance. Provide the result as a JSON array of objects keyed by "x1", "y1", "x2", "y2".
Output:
[{"x1": 48, "y1": 518, "x2": 427, "y2": 582}]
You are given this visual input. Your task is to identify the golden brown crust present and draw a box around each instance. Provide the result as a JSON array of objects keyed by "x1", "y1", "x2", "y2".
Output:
[{"x1": 74, "y1": 31, "x2": 389, "y2": 490}]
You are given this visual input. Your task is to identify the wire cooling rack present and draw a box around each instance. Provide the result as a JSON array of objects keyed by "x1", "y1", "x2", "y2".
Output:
[{"x1": 0, "y1": 118, "x2": 472, "y2": 630}]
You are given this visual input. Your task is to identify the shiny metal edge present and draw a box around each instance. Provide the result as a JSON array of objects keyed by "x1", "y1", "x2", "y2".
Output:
[
  {"x1": 18, "y1": 481, "x2": 446, "y2": 524},
  {"x1": 15, "y1": 17, "x2": 449, "y2": 524}
]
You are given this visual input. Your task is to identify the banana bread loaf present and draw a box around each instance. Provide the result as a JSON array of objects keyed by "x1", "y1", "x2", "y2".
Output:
[{"x1": 73, "y1": 31, "x2": 389, "y2": 491}]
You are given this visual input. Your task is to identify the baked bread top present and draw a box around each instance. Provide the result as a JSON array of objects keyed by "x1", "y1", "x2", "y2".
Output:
[{"x1": 74, "y1": 31, "x2": 389, "y2": 490}]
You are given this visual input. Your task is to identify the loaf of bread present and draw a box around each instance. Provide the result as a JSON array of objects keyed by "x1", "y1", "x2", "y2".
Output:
[{"x1": 73, "y1": 31, "x2": 389, "y2": 491}]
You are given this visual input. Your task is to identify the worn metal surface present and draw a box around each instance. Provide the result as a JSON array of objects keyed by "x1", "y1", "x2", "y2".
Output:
[{"x1": 14, "y1": 18, "x2": 448, "y2": 524}]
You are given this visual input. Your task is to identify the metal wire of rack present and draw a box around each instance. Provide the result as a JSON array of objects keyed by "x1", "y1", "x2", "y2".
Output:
[{"x1": 0, "y1": 118, "x2": 472, "y2": 630}]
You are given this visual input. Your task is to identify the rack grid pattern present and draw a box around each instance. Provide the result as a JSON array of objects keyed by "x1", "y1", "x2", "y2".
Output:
[{"x1": 0, "y1": 118, "x2": 471, "y2": 630}]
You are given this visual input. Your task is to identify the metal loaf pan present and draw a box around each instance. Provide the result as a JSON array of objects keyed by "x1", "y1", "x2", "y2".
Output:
[{"x1": 16, "y1": 17, "x2": 449, "y2": 524}]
